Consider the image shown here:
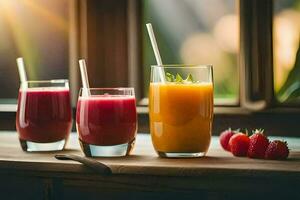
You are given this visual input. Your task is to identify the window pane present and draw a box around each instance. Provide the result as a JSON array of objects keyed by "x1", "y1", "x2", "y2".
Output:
[
  {"x1": 142, "y1": 0, "x2": 239, "y2": 104},
  {"x1": 274, "y1": 0, "x2": 300, "y2": 104},
  {"x1": 0, "y1": 0, "x2": 70, "y2": 103}
]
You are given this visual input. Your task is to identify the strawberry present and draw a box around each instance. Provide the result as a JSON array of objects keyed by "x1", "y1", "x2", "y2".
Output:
[
  {"x1": 247, "y1": 129, "x2": 269, "y2": 159},
  {"x1": 228, "y1": 133, "x2": 250, "y2": 157},
  {"x1": 265, "y1": 140, "x2": 289, "y2": 160},
  {"x1": 219, "y1": 128, "x2": 236, "y2": 151}
]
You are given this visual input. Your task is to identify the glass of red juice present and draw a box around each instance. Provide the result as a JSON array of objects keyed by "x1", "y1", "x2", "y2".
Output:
[
  {"x1": 76, "y1": 88, "x2": 137, "y2": 157},
  {"x1": 16, "y1": 79, "x2": 72, "y2": 151}
]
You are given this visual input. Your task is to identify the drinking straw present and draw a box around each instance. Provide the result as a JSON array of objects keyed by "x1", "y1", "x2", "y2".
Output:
[
  {"x1": 79, "y1": 59, "x2": 91, "y2": 96},
  {"x1": 16, "y1": 57, "x2": 27, "y2": 121},
  {"x1": 146, "y1": 23, "x2": 165, "y2": 82},
  {"x1": 16, "y1": 57, "x2": 27, "y2": 83}
]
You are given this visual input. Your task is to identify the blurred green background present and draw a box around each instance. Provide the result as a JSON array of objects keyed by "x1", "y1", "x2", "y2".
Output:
[{"x1": 142, "y1": 0, "x2": 239, "y2": 104}]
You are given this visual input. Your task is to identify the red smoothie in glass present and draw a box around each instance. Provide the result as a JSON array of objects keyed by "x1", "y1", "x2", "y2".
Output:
[
  {"x1": 76, "y1": 95, "x2": 137, "y2": 146},
  {"x1": 16, "y1": 88, "x2": 72, "y2": 143}
]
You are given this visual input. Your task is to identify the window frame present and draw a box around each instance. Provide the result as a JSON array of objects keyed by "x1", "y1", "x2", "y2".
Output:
[{"x1": 239, "y1": 0, "x2": 274, "y2": 110}]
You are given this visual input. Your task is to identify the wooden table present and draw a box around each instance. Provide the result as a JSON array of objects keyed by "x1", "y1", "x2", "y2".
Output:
[{"x1": 0, "y1": 131, "x2": 299, "y2": 200}]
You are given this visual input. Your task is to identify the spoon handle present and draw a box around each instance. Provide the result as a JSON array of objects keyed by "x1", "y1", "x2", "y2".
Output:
[{"x1": 55, "y1": 154, "x2": 112, "y2": 175}]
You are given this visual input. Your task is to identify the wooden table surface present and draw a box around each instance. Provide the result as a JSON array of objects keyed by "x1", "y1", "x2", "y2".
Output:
[
  {"x1": 0, "y1": 131, "x2": 299, "y2": 177},
  {"x1": 0, "y1": 131, "x2": 299, "y2": 199}
]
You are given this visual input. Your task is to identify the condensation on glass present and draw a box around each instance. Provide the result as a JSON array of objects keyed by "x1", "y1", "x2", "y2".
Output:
[{"x1": 142, "y1": 0, "x2": 239, "y2": 104}]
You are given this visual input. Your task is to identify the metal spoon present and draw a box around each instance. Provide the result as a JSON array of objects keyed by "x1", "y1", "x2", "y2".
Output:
[{"x1": 55, "y1": 154, "x2": 112, "y2": 175}]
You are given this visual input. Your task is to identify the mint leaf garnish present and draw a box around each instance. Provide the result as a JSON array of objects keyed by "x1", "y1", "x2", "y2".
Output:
[
  {"x1": 185, "y1": 74, "x2": 194, "y2": 82},
  {"x1": 175, "y1": 73, "x2": 183, "y2": 83},
  {"x1": 165, "y1": 72, "x2": 196, "y2": 83},
  {"x1": 166, "y1": 72, "x2": 175, "y2": 82}
]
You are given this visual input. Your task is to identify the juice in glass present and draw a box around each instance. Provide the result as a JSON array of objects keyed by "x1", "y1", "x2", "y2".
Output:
[
  {"x1": 149, "y1": 65, "x2": 213, "y2": 157},
  {"x1": 16, "y1": 80, "x2": 72, "y2": 151},
  {"x1": 76, "y1": 88, "x2": 137, "y2": 157}
]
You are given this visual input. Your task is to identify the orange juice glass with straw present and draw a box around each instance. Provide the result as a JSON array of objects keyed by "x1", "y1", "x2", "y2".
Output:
[{"x1": 149, "y1": 65, "x2": 213, "y2": 158}]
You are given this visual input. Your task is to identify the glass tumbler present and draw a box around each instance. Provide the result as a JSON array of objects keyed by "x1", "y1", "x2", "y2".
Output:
[
  {"x1": 76, "y1": 88, "x2": 137, "y2": 157},
  {"x1": 149, "y1": 65, "x2": 214, "y2": 158},
  {"x1": 16, "y1": 79, "x2": 72, "y2": 151}
]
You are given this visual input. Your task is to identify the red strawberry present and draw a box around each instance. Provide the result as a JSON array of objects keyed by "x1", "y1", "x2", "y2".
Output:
[
  {"x1": 265, "y1": 140, "x2": 289, "y2": 160},
  {"x1": 247, "y1": 129, "x2": 269, "y2": 159},
  {"x1": 228, "y1": 133, "x2": 250, "y2": 157},
  {"x1": 219, "y1": 128, "x2": 236, "y2": 151}
]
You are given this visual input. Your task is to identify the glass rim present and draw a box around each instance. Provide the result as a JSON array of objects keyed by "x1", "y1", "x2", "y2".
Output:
[
  {"x1": 22, "y1": 79, "x2": 69, "y2": 84},
  {"x1": 151, "y1": 64, "x2": 213, "y2": 69},
  {"x1": 79, "y1": 87, "x2": 134, "y2": 91}
]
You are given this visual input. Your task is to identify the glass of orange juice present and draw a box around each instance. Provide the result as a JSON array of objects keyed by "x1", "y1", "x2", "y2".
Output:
[{"x1": 149, "y1": 65, "x2": 213, "y2": 158}]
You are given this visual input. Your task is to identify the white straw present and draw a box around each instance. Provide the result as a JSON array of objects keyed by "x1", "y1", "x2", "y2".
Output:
[
  {"x1": 79, "y1": 59, "x2": 91, "y2": 96},
  {"x1": 16, "y1": 57, "x2": 27, "y2": 83},
  {"x1": 146, "y1": 23, "x2": 165, "y2": 82},
  {"x1": 16, "y1": 57, "x2": 27, "y2": 122},
  {"x1": 146, "y1": 23, "x2": 163, "y2": 65}
]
